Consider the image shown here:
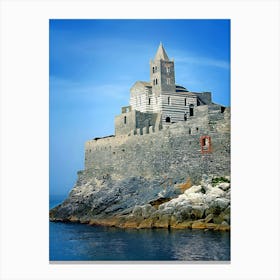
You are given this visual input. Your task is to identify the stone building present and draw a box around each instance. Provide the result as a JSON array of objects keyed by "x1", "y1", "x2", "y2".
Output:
[
  {"x1": 115, "y1": 43, "x2": 214, "y2": 136},
  {"x1": 85, "y1": 43, "x2": 230, "y2": 184}
]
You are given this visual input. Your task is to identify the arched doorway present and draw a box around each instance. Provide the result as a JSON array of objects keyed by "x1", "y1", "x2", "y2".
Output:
[{"x1": 166, "y1": 116, "x2": 171, "y2": 123}]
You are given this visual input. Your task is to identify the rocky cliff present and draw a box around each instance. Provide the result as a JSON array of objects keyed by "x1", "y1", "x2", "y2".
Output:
[{"x1": 50, "y1": 174, "x2": 230, "y2": 231}]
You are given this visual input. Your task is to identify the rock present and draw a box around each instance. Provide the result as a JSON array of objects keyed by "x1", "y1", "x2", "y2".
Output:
[
  {"x1": 190, "y1": 205, "x2": 205, "y2": 219},
  {"x1": 184, "y1": 192, "x2": 205, "y2": 204},
  {"x1": 137, "y1": 218, "x2": 154, "y2": 228},
  {"x1": 201, "y1": 174, "x2": 212, "y2": 187},
  {"x1": 192, "y1": 220, "x2": 206, "y2": 229},
  {"x1": 217, "y1": 182, "x2": 230, "y2": 191},
  {"x1": 50, "y1": 172, "x2": 231, "y2": 231},
  {"x1": 205, "y1": 223, "x2": 217, "y2": 230},
  {"x1": 207, "y1": 187, "x2": 225, "y2": 198},
  {"x1": 211, "y1": 198, "x2": 230, "y2": 210},
  {"x1": 205, "y1": 213, "x2": 214, "y2": 223},
  {"x1": 184, "y1": 185, "x2": 202, "y2": 195},
  {"x1": 172, "y1": 220, "x2": 193, "y2": 229},
  {"x1": 141, "y1": 204, "x2": 155, "y2": 218},
  {"x1": 132, "y1": 205, "x2": 142, "y2": 216}
]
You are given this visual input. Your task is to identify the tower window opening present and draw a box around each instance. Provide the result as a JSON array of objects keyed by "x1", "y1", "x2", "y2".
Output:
[
  {"x1": 167, "y1": 78, "x2": 171, "y2": 85},
  {"x1": 166, "y1": 116, "x2": 171, "y2": 123},
  {"x1": 166, "y1": 66, "x2": 170, "y2": 73},
  {"x1": 124, "y1": 116, "x2": 127, "y2": 124},
  {"x1": 168, "y1": 96, "x2": 171, "y2": 105},
  {"x1": 155, "y1": 78, "x2": 158, "y2": 85},
  {"x1": 152, "y1": 67, "x2": 155, "y2": 73},
  {"x1": 148, "y1": 98, "x2": 151, "y2": 105}
]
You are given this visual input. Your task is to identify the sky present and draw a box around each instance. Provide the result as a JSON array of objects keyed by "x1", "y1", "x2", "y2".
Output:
[{"x1": 49, "y1": 19, "x2": 230, "y2": 198}]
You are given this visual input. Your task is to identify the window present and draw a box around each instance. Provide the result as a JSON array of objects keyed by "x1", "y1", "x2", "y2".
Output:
[
  {"x1": 167, "y1": 78, "x2": 171, "y2": 85},
  {"x1": 189, "y1": 128, "x2": 191, "y2": 134},
  {"x1": 184, "y1": 98, "x2": 187, "y2": 106},
  {"x1": 189, "y1": 104, "x2": 194, "y2": 116},
  {"x1": 124, "y1": 116, "x2": 127, "y2": 124},
  {"x1": 166, "y1": 66, "x2": 170, "y2": 73},
  {"x1": 152, "y1": 67, "x2": 155, "y2": 73},
  {"x1": 184, "y1": 113, "x2": 187, "y2": 121},
  {"x1": 148, "y1": 98, "x2": 151, "y2": 105},
  {"x1": 200, "y1": 136, "x2": 212, "y2": 154},
  {"x1": 166, "y1": 117, "x2": 171, "y2": 123},
  {"x1": 155, "y1": 78, "x2": 158, "y2": 85},
  {"x1": 168, "y1": 96, "x2": 171, "y2": 105}
]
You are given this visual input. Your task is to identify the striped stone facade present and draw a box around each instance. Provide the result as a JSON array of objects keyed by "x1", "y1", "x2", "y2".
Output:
[{"x1": 115, "y1": 43, "x2": 214, "y2": 135}]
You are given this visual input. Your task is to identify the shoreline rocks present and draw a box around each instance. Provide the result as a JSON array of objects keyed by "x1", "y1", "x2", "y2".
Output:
[{"x1": 50, "y1": 174, "x2": 230, "y2": 232}]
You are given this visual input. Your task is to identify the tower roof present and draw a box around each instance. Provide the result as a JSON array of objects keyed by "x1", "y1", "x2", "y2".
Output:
[{"x1": 154, "y1": 42, "x2": 169, "y2": 61}]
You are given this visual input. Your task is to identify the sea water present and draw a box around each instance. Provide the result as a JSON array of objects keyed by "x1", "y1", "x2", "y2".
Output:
[{"x1": 49, "y1": 197, "x2": 230, "y2": 261}]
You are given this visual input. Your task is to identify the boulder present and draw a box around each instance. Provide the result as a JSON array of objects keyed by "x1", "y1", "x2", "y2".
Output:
[
  {"x1": 217, "y1": 182, "x2": 230, "y2": 191},
  {"x1": 205, "y1": 213, "x2": 214, "y2": 223}
]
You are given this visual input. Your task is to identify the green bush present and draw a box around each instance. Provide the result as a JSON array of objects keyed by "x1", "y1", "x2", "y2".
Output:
[{"x1": 212, "y1": 177, "x2": 230, "y2": 186}]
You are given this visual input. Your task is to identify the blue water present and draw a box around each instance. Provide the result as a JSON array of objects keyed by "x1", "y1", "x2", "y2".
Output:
[{"x1": 49, "y1": 197, "x2": 230, "y2": 261}]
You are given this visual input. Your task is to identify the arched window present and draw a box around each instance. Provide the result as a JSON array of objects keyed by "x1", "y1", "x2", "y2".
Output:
[
  {"x1": 189, "y1": 104, "x2": 194, "y2": 116},
  {"x1": 184, "y1": 98, "x2": 187, "y2": 106},
  {"x1": 152, "y1": 67, "x2": 155, "y2": 73},
  {"x1": 148, "y1": 98, "x2": 151, "y2": 105},
  {"x1": 166, "y1": 117, "x2": 171, "y2": 123},
  {"x1": 155, "y1": 78, "x2": 158, "y2": 85},
  {"x1": 124, "y1": 116, "x2": 127, "y2": 124}
]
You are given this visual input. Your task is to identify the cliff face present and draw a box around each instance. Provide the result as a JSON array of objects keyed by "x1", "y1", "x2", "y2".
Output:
[
  {"x1": 50, "y1": 173, "x2": 230, "y2": 231},
  {"x1": 50, "y1": 106, "x2": 230, "y2": 230}
]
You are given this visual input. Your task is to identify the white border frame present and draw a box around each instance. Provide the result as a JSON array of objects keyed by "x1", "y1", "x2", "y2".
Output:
[{"x1": 1, "y1": 0, "x2": 279, "y2": 279}]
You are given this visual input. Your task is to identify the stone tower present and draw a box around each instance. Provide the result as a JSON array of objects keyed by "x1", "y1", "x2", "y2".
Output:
[
  {"x1": 117, "y1": 42, "x2": 213, "y2": 135},
  {"x1": 150, "y1": 42, "x2": 176, "y2": 96}
]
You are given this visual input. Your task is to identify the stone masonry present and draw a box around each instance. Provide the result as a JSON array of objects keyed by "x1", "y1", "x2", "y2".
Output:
[{"x1": 84, "y1": 43, "x2": 230, "y2": 185}]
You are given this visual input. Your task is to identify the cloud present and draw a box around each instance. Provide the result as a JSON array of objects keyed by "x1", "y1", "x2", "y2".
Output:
[{"x1": 171, "y1": 48, "x2": 230, "y2": 70}]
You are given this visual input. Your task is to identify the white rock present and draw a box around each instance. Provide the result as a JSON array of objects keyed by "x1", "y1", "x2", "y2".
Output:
[
  {"x1": 184, "y1": 185, "x2": 202, "y2": 195},
  {"x1": 208, "y1": 187, "x2": 225, "y2": 198},
  {"x1": 217, "y1": 182, "x2": 230, "y2": 191},
  {"x1": 185, "y1": 192, "x2": 205, "y2": 204}
]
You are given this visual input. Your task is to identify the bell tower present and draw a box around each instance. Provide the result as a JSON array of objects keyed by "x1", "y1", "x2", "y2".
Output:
[{"x1": 150, "y1": 43, "x2": 176, "y2": 96}]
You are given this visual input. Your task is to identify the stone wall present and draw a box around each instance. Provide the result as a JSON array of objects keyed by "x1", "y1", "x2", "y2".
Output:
[
  {"x1": 85, "y1": 105, "x2": 230, "y2": 184},
  {"x1": 114, "y1": 110, "x2": 160, "y2": 136}
]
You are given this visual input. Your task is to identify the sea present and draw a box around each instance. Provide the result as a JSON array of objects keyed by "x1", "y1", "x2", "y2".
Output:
[{"x1": 49, "y1": 196, "x2": 230, "y2": 262}]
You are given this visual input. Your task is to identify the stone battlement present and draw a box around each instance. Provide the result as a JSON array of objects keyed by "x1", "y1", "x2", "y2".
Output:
[{"x1": 84, "y1": 105, "x2": 230, "y2": 184}]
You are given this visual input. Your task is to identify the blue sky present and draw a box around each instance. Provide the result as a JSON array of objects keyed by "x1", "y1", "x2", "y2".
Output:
[{"x1": 49, "y1": 19, "x2": 230, "y2": 197}]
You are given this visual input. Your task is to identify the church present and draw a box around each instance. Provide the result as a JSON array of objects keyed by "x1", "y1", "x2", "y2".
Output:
[{"x1": 115, "y1": 43, "x2": 215, "y2": 136}]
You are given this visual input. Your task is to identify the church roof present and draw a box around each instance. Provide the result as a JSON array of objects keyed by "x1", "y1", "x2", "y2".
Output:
[{"x1": 154, "y1": 42, "x2": 169, "y2": 61}]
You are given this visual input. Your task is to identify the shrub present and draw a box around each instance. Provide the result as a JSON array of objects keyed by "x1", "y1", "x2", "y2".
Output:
[{"x1": 212, "y1": 177, "x2": 230, "y2": 186}]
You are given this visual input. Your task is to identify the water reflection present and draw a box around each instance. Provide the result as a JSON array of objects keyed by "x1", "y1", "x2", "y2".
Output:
[{"x1": 50, "y1": 222, "x2": 230, "y2": 261}]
